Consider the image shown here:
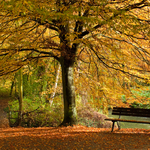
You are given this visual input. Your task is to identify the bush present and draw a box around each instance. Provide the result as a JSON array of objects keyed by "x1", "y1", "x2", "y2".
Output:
[
  {"x1": 129, "y1": 101, "x2": 150, "y2": 109},
  {"x1": 4, "y1": 98, "x2": 64, "y2": 127},
  {"x1": 78, "y1": 117, "x2": 99, "y2": 127}
]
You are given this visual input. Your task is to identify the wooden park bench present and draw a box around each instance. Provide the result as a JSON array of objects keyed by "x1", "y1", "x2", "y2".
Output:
[{"x1": 105, "y1": 107, "x2": 150, "y2": 132}]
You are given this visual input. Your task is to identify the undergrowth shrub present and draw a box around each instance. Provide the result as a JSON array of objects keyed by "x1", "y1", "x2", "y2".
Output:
[
  {"x1": 4, "y1": 98, "x2": 63, "y2": 127},
  {"x1": 4, "y1": 97, "x2": 112, "y2": 128},
  {"x1": 129, "y1": 101, "x2": 150, "y2": 109},
  {"x1": 78, "y1": 117, "x2": 99, "y2": 127},
  {"x1": 77, "y1": 106, "x2": 112, "y2": 128}
]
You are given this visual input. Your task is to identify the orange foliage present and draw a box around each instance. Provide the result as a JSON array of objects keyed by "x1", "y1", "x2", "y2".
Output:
[{"x1": 0, "y1": 0, "x2": 150, "y2": 113}]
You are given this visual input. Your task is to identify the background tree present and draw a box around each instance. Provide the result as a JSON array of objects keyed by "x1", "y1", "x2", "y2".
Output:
[{"x1": 0, "y1": 0, "x2": 150, "y2": 126}]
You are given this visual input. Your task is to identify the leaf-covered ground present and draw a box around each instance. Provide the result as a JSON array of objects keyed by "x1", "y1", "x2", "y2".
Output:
[{"x1": 0, "y1": 126, "x2": 150, "y2": 150}]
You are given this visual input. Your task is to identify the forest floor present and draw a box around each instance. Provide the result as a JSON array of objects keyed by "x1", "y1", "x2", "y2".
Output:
[
  {"x1": 0, "y1": 98, "x2": 150, "y2": 149},
  {"x1": 0, "y1": 126, "x2": 150, "y2": 150}
]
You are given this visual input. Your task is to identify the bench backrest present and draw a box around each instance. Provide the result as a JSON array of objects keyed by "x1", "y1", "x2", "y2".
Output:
[{"x1": 112, "y1": 107, "x2": 150, "y2": 117}]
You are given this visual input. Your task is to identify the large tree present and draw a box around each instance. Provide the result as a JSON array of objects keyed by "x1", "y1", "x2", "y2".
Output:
[{"x1": 0, "y1": 0, "x2": 150, "y2": 125}]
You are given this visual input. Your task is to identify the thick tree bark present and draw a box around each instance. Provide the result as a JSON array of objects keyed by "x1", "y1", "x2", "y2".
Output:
[{"x1": 60, "y1": 56, "x2": 77, "y2": 126}]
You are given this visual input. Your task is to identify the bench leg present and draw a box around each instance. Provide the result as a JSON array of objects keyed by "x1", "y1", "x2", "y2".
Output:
[
  {"x1": 111, "y1": 121, "x2": 115, "y2": 132},
  {"x1": 117, "y1": 121, "x2": 121, "y2": 130}
]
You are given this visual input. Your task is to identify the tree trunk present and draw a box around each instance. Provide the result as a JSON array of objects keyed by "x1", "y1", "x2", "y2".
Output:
[
  {"x1": 60, "y1": 57, "x2": 77, "y2": 126},
  {"x1": 18, "y1": 68, "x2": 23, "y2": 126},
  {"x1": 49, "y1": 64, "x2": 61, "y2": 106}
]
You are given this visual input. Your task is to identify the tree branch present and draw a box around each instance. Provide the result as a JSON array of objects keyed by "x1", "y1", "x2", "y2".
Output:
[
  {"x1": 88, "y1": 43, "x2": 149, "y2": 80},
  {"x1": 0, "y1": 48, "x2": 60, "y2": 61},
  {"x1": 79, "y1": 0, "x2": 149, "y2": 38},
  {"x1": 31, "y1": 18, "x2": 59, "y2": 32}
]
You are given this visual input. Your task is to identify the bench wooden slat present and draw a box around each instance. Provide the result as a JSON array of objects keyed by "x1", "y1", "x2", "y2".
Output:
[
  {"x1": 113, "y1": 107, "x2": 150, "y2": 111},
  {"x1": 112, "y1": 107, "x2": 150, "y2": 117},
  {"x1": 112, "y1": 112, "x2": 150, "y2": 117},
  {"x1": 113, "y1": 107, "x2": 150, "y2": 112},
  {"x1": 105, "y1": 118, "x2": 150, "y2": 124}
]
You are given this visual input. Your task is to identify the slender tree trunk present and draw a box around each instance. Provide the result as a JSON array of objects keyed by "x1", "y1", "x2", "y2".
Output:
[
  {"x1": 18, "y1": 68, "x2": 23, "y2": 126},
  {"x1": 10, "y1": 73, "x2": 17, "y2": 96},
  {"x1": 10, "y1": 80, "x2": 14, "y2": 96},
  {"x1": 49, "y1": 64, "x2": 61, "y2": 106},
  {"x1": 60, "y1": 57, "x2": 77, "y2": 126}
]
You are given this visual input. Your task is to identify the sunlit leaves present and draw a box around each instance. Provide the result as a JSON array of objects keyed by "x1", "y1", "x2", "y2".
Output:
[{"x1": 0, "y1": 0, "x2": 150, "y2": 112}]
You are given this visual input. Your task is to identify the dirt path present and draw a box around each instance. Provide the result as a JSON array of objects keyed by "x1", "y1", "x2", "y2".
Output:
[
  {"x1": 0, "y1": 98, "x2": 10, "y2": 128},
  {"x1": 0, "y1": 126, "x2": 150, "y2": 150}
]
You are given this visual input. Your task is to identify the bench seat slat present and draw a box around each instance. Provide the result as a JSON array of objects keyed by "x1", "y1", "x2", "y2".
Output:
[
  {"x1": 113, "y1": 110, "x2": 150, "y2": 114},
  {"x1": 112, "y1": 109, "x2": 150, "y2": 111},
  {"x1": 113, "y1": 107, "x2": 150, "y2": 110},
  {"x1": 112, "y1": 112, "x2": 150, "y2": 117},
  {"x1": 105, "y1": 118, "x2": 150, "y2": 124},
  {"x1": 113, "y1": 110, "x2": 150, "y2": 113}
]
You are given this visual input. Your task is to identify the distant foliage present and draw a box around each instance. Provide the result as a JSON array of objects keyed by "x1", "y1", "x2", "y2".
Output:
[{"x1": 122, "y1": 87, "x2": 150, "y2": 109}]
